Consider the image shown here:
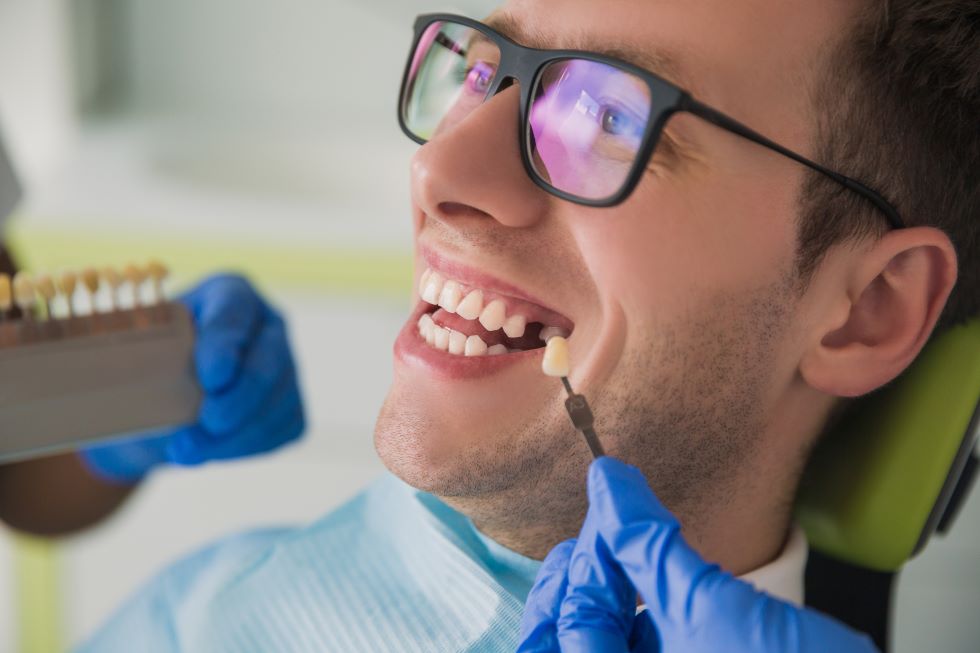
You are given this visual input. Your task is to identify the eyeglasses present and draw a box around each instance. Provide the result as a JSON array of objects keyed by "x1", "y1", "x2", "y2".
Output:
[{"x1": 398, "y1": 14, "x2": 904, "y2": 229}]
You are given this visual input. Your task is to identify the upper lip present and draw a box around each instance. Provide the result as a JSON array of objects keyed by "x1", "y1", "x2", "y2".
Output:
[{"x1": 418, "y1": 244, "x2": 574, "y2": 331}]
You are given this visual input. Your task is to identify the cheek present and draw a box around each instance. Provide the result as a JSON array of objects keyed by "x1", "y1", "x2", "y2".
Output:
[{"x1": 573, "y1": 177, "x2": 796, "y2": 317}]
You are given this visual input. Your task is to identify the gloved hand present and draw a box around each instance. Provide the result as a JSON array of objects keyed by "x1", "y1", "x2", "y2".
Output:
[
  {"x1": 80, "y1": 274, "x2": 305, "y2": 484},
  {"x1": 517, "y1": 456, "x2": 879, "y2": 653}
]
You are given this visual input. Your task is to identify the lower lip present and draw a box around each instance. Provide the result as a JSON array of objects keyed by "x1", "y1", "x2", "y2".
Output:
[{"x1": 394, "y1": 303, "x2": 544, "y2": 380}]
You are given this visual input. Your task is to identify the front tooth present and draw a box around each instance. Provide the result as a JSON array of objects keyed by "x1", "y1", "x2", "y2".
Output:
[
  {"x1": 418, "y1": 269, "x2": 432, "y2": 296},
  {"x1": 448, "y1": 330, "x2": 467, "y2": 355},
  {"x1": 502, "y1": 314, "x2": 527, "y2": 338},
  {"x1": 418, "y1": 313, "x2": 434, "y2": 337},
  {"x1": 487, "y1": 344, "x2": 508, "y2": 356},
  {"x1": 438, "y1": 281, "x2": 462, "y2": 313},
  {"x1": 433, "y1": 326, "x2": 450, "y2": 350},
  {"x1": 539, "y1": 326, "x2": 570, "y2": 342},
  {"x1": 456, "y1": 289, "x2": 484, "y2": 321},
  {"x1": 464, "y1": 334, "x2": 488, "y2": 356},
  {"x1": 479, "y1": 299, "x2": 507, "y2": 331},
  {"x1": 422, "y1": 272, "x2": 445, "y2": 305}
]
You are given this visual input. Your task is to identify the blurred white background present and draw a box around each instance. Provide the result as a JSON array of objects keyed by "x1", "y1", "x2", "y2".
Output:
[{"x1": 0, "y1": 1, "x2": 977, "y2": 651}]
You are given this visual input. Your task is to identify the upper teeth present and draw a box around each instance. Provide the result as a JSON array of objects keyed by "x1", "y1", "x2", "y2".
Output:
[
  {"x1": 417, "y1": 267, "x2": 571, "y2": 357},
  {"x1": 419, "y1": 269, "x2": 530, "y2": 338}
]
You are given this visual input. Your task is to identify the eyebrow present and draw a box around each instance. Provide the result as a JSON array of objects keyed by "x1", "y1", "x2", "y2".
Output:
[{"x1": 484, "y1": 11, "x2": 693, "y2": 92}]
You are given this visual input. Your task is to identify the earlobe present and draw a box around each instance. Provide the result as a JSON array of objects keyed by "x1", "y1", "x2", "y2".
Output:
[{"x1": 800, "y1": 227, "x2": 957, "y2": 398}]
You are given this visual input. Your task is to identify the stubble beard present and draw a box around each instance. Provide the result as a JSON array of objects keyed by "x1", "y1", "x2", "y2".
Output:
[{"x1": 374, "y1": 278, "x2": 797, "y2": 558}]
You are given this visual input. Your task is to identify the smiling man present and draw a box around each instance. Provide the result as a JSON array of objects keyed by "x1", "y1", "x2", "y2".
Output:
[{"x1": 78, "y1": 1, "x2": 978, "y2": 651}]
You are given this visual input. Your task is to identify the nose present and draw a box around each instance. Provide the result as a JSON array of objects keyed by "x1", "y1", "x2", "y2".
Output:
[{"x1": 410, "y1": 84, "x2": 550, "y2": 230}]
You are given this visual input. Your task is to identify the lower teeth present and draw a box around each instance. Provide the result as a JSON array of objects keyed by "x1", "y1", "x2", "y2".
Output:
[{"x1": 417, "y1": 313, "x2": 539, "y2": 357}]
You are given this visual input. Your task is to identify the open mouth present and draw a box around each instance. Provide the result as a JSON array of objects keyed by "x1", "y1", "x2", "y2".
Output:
[{"x1": 416, "y1": 268, "x2": 574, "y2": 357}]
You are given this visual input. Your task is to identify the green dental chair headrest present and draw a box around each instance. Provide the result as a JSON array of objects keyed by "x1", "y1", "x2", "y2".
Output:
[{"x1": 796, "y1": 318, "x2": 980, "y2": 572}]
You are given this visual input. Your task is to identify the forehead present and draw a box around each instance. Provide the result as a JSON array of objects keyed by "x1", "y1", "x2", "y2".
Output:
[{"x1": 491, "y1": 0, "x2": 852, "y2": 135}]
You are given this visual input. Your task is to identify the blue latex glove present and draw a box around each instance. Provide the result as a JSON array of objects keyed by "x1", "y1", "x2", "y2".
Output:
[
  {"x1": 80, "y1": 274, "x2": 305, "y2": 484},
  {"x1": 517, "y1": 457, "x2": 879, "y2": 653}
]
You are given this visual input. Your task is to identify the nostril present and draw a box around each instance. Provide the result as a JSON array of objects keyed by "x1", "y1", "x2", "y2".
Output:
[{"x1": 437, "y1": 202, "x2": 493, "y2": 220}]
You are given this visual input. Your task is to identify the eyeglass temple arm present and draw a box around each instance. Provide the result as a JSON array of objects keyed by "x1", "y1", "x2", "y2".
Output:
[{"x1": 680, "y1": 97, "x2": 904, "y2": 230}]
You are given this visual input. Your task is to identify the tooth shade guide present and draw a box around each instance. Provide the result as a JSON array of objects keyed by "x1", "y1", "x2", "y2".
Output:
[
  {"x1": 0, "y1": 301, "x2": 201, "y2": 463},
  {"x1": 542, "y1": 335, "x2": 571, "y2": 377}
]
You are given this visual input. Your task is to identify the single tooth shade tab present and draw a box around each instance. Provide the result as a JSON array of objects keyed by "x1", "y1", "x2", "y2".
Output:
[
  {"x1": 0, "y1": 274, "x2": 11, "y2": 311},
  {"x1": 438, "y1": 281, "x2": 462, "y2": 313},
  {"x1": 479, "y1": 299, "x2": 507, "y2": 331},
  {"x1": 35, "y1": 274, "x2": 56, "y2": 301},
  {"x1": 81, "y1": 267, "x2": 100, "y2": 294},
  {"x1": 456, "y1": 289, "x2": 484, "y2": 321},
  {"x1": 448, "y1": 330, "x2": 466, "y2": 355},
  {"x1": 487, "y1": 343, "x2": 508, "y2": 356},
  {"x1": 146, "y1": 260, "x2": 169, "y2": 282},
  {"x1": 464, "y1": 334, "x2": 488, "y2": 356},
  {"x1": 502, "y1": 314, "x2": 527, "y2": 339},
  {"x1": 123, "y1": 263, "x2": 146, "y2": 286},
  {"x1": 540, "y1": 326, "x2": 571, "y2": 343},
  {"x1": 13, "y1": 273, "x2": 35, "y2": 310},
  {"x1": 421, "y1": 272, "x2": 444, "y2": 305},
  {"x1": 542, "y1": 336, "x2": 571, "y2": 378},
  {"x1": 57, "y1": 271, "x2": 78, "y2": 298},
  {"x1": 101, "y1": 267, "x2": 122, "y2": 290}
]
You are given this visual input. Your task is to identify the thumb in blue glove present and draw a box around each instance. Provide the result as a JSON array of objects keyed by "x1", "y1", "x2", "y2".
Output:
[{"x1": 518, "y1": 456, "x2": 879, "y2": 653}]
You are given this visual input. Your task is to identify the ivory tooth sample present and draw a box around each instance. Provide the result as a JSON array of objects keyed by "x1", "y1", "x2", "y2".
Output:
[
  {"x1": 57, "y1": 271, "x2": 78, "y2": 317},
  {"x1": 81, "y1": 267, "x2": 100, "y2": 294},
  {"x1": 13, "y1": 272, "x2": 36, "y2": 318},
  {"x1": 0, "y1": 274, "x2": 11, "y2": 318},
  {"x1": 146, "y1": 260, "x2": 169, "y2": 303},
  {"x1": 541, "y1": 335, "x2": 570, "y2": 378},
  {"x1": 123, "y1": 263, "x2": 146, "y2": 306},
  {"x1": 101, "y1": 267, "x2": 123, "y2": 309},
  {"x1": 34, "y1": 274, "x2": 57, "y2": 319}
]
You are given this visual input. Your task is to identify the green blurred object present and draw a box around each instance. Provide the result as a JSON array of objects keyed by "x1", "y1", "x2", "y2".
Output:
[
  {"x1": 5, "y1": 220, "x2": 414, "y2": 300},
  {"x1": 797, "y1": 319, "x2": 980, "y2": 571},
  {"x1": 14, "y1": 535, "x2": 63, "y2": 653}
]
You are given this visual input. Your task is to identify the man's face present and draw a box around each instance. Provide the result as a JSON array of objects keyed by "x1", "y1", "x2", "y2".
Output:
[{"x1": 376, "y1": 0, "x2": 850, "y2": 537}]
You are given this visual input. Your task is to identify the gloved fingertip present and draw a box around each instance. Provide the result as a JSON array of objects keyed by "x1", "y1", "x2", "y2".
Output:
[
  {"x1": 197, "y1": 396, "x2": 238, "y2": 438},
  {"x1": 166, "y1": 429, "x2": 206, "y2": 466},
  {"x1": 587, "y1": 456, "x2": 666, "y2": 519},
  {"x1": 542, "y1": 539, "x2": 577, "y2": 569},
  {"x1": 556, "y1": 626, "x2": 631, "y2": 653},
  {"x1": 195, "y1": 344, "x2": 239, "y2": 394}
]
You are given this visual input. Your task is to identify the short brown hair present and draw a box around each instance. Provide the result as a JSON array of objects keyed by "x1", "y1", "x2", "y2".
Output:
[{"x1": 798, "y1": 0, "x2": 979, "y2": 331}]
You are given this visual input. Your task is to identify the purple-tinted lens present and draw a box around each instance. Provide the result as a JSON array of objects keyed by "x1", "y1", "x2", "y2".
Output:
[
  {"x1": 402, "y1": 21, "x2": 501, "y2": 140},
  {"x1": 529, "y1": 59, "x2": 652, "y2": 201}
]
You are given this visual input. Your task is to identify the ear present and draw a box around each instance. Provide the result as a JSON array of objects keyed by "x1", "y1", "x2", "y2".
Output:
[{"x1": 800, "y1": 227, "x2": 958, "y2": 398}]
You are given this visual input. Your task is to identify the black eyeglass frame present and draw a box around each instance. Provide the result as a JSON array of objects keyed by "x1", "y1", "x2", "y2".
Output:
[{"x1": 398, "y1": 13, "x2": 904, "y2": 230}]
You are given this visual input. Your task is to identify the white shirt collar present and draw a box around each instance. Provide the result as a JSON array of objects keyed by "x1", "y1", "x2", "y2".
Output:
[{"x1": 738, "y1": 523, "x2": 808, "y2": 606}]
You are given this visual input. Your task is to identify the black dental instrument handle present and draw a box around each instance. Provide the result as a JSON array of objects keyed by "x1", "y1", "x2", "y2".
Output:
[{"x1": 565, "y1": 393, "x2": 605, "y2": 458}]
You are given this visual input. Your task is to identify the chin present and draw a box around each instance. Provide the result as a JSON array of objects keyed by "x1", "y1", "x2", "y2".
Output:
[{"x1": 373, "y1": 370, "x2": 568, "y2": 499}]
